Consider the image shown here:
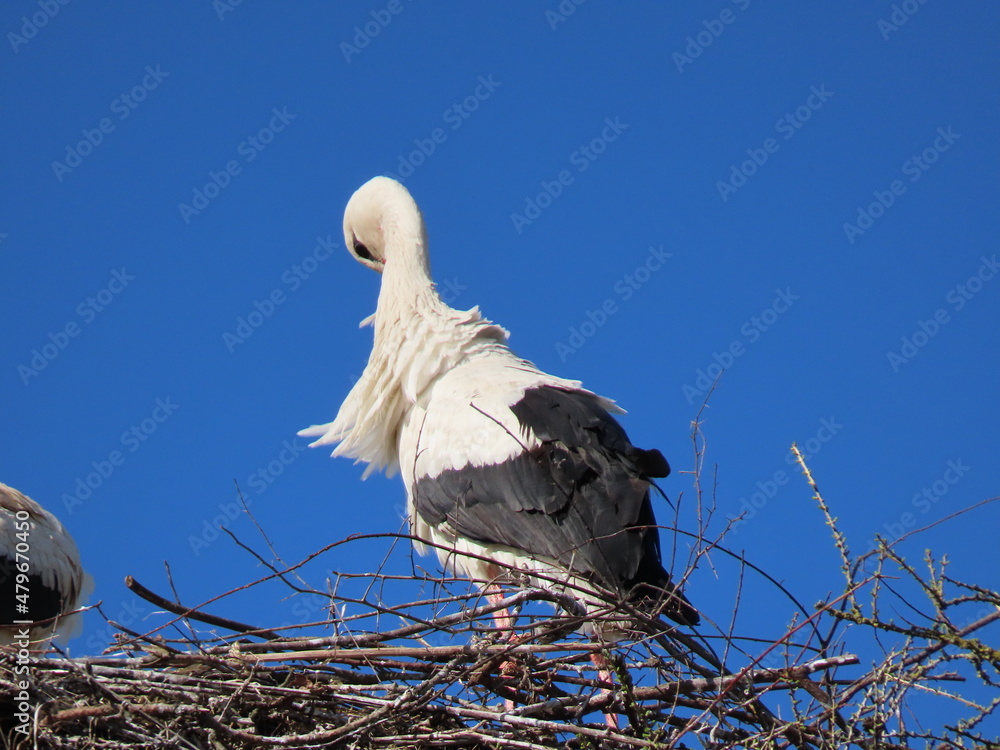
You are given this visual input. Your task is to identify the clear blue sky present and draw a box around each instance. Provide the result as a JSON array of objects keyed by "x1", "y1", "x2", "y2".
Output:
[{"x1": 2, "y1": 0, "x2": 998, "y2": 724}]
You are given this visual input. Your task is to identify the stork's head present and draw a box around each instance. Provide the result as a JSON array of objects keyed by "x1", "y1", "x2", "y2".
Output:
[{"x1": 342, "y1": 176, "x2": 427, "y2": 275}]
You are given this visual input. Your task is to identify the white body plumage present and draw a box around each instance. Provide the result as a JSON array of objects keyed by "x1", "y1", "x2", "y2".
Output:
[{"x1": 300, "y1": 177, "x2": 696, "y2": 629}]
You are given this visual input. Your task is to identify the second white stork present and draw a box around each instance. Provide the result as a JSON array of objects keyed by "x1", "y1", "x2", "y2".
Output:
[
  {"x1": 0, "y1": 482, "x2": 92, "y2": 648},
  {"x1": 300, "y1": 176, "x2": 697, "y2": 635}
]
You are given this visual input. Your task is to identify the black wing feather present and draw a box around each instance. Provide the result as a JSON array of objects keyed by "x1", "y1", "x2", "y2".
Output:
[{"x1": 412, "y1": 386, "x2": 698, "y2": 625}]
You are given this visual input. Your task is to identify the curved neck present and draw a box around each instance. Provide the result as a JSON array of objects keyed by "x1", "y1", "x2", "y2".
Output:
[{"x1": 374, "y1": 199, "x2": 449, "y2": 334}]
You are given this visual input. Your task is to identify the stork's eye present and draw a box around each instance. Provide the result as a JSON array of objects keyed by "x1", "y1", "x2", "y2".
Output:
[{"x1": 353, "y1": 240, "x2": 375, "y2": 262}]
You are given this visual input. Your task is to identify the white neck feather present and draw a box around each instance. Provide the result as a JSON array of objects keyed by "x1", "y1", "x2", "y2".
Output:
[{"x1": 304, "y1": 191, "x2": 508, "y2": 478}]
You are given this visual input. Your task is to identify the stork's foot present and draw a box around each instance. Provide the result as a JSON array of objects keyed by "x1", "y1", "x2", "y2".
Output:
[
  {"x1": 499, "y1": 655, "x2": 522, "y2": 678},
  {"x1": 590, "y1": 650, "x2": 621, "y2": 729},
  {"x1": 496, "y1": 633, "x2": 530, "y2": 711}
]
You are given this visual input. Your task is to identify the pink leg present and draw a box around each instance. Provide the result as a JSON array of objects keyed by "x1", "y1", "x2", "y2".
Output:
[
  {"x1": 590, "y1": 651, "x2": 620, "y2": 729},
  {"x1": 486, "y1": 587, "x2": 514, "y2": 638},
  {"x1": 487, "y1": 586, "x2": 517, "y2": 711}
]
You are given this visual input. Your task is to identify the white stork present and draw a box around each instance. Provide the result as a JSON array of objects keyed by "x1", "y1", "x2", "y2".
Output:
[
  {"x1": 300, "y1": 175, "x2": 697, "y2": 648},
  {"x1": 0, "y1": 482, "x2": 92, "y2": 649}
]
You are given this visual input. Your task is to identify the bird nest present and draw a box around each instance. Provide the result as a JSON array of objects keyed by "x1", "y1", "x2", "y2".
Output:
[
  {"x1": 3, "y1": 525, "x2": 999, "y2": 750},
  {"x1": 4, "y1": 442, "x2": 999, "y2": 750},
  {"x1": 0, "y1": 575, "x2": 847, "y2": 750}
]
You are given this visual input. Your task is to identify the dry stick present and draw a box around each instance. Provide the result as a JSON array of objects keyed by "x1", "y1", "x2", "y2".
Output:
[
  {"x1": 220, "y1": 526, "x2": 333, "y2": 606},
  {"x1": 371, "y1": 732, "x2": 555, "y2": 750},
  {"x1": 434, "y1": 703, "x2": 666, "y2": 749},
  {"x1": 792, "y1": 443, "x2": 852, "y2": 576},
  {"x1": 215, "y1": 588, "x2": 569, "y2": 654},
  {"x1": 790, "y1": 443, "x2": 868, "y2": 740},
  {"x1": 364, "y1": 519, "x2": 409, "y2": 617},
  {"x1": 36, "y1": 660, "x2": 375, "y2": 698},
  {"x1": 891, "y1": 494, "x2": 1000, "y2": 548},
  {"x1": 125, "y1": 575, "x2": 282, "y2": 640},
  {"x1": 513, "y1": 655, "x2": 860, "y2": 718},
  {"x1": 116, "y1": 534, "x2": 380, "y2": 644},
  {"x1": 233, "y1": 480, "x2": 315, "y2": 593},
  {"x1": 240, "y1": 641, "x2": 606, "y2": 664},
  {"x1": 687, "y1": 384, "x2": 719, "y2": 576},
  {"x1": 106, "y1": 617, "x2": 168, "y2": 653},
  {"x1": 790, "y1": 442, "x2": 849, "y2": 661},
  {"x1": 162, "y1": 560, "x2": 201, "y2": 647},
  {"x1": 721, "y1": 554, "x2": 748, "y2": 678}
]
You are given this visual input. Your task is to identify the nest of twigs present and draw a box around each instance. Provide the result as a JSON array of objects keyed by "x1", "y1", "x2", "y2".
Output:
[
  {"x1": 3, "y1": 573, "x2": 862, "y2": 750},
  {"x1": 4, "y1": 539, "x2": 998, "y2": 750},
  {"x1": 3, "y1": 445, "x2": 998, "y2": 749}
]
